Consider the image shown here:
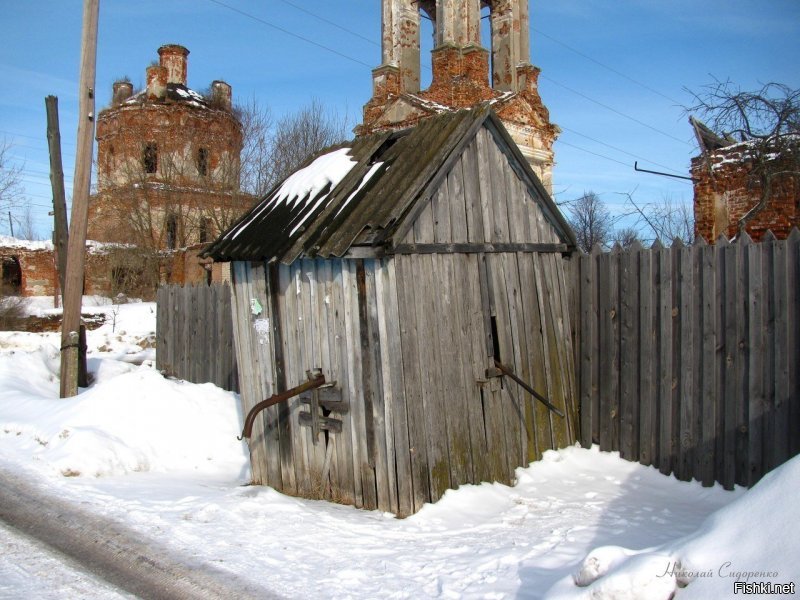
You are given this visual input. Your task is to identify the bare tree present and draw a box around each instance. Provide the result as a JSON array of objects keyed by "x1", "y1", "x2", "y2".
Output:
[
  {"x1": 0, "y1": 139, "x2": 23, "y2": 223},
  {"x1": 236, "y1": 96, "x2": 274, "y2": 198},
  {"x1": 613, "y1": 226, "x2": 642, "y2": 249},
  {"x1": 12, "y1": 204, "x2": 41, "y2": 241},
  {"x1": 687, "y1": 80, "x2": 799, "y2": 236},
  {"x1": 566, "y1": 191, "x2": 613, "y2": 252},
  {"x1": 623, "y1": 193, "x2": 695, "y2": 245},
  {"x1": 269, "y1": 98, "x2": 349, "y2": 188}
]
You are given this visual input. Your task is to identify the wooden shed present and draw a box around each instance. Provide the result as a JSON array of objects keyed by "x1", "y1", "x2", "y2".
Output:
[{"x1": 205, "y1": 106, "x2": 579, "y2": 515}]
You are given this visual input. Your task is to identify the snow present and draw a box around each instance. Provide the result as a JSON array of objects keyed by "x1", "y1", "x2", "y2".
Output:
[
  {"x1": 1, "y1": 298, "x2": 797, "y2": 598},
  {"x1": 228, "y1": 147, "x2": 357, "y2": 241},
  {"x1": 0, "y1": 235, "x2": 54, "y2": 251}
]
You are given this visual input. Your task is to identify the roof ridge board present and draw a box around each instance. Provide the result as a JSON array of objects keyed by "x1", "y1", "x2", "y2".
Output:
[
  {"x1": 279, "y1": 133, "x2": 394, "y2": 263},
  {"x1": 324, "y1": 111, "x2": 468, "y2": 257},
  {"x1": 482, "y1": 114, "x2": 577, "y2": 249}
]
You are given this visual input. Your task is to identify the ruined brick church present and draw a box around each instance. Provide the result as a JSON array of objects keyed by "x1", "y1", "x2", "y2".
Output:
[
  {"x1": 2, "y1": 45, "x2": 252, "y2": 298},
  {"x1": 89, "y1": 44, "x2": 251, "y2": 251}
]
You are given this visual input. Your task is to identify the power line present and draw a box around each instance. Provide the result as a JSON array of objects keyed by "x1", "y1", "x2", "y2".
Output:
[
  {"x1": 558, "y1": 126, "x2": 685, "y2": 176},
  {"x1": 274, "y1": 0, "x2": 379, "y2": 47},
  {"x1": 205, "y1": 0, "x2": 373, "y2": 68},
  {"x1": 0, "y1": 128, "x2": 77, "y2": 146},
  {"x1": 541, "y1": 75, "x2": 692, "y2": 146},
  {"x1": 532, "y1": 28, "x2": 683, "y2": 106},
  {"x1": 556, "y1": 138, "x2": 691, "y2": 185}
]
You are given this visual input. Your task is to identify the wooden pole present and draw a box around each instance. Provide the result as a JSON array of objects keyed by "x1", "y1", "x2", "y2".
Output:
[
  {"x1": 45, "y1": 96, "x2": 69, "y2": 308},
  {"x1": 60, "y1": 0, "x2": 99, "y2": 398}
]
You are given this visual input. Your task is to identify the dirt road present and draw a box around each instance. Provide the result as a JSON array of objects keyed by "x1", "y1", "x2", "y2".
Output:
[{"x1": 0, "y1": 465, "x2": 280, "y2": 599}]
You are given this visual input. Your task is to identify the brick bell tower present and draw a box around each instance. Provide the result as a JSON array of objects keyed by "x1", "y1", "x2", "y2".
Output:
[{"x1": 356, "y1": 0, "x2": 559, "y2": 192}]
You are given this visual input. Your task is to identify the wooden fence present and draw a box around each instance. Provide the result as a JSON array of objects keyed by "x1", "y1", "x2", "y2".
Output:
[
  {"x1": 156, "y1": 283, "x2": 239, "y2": 392},
  {"x1": 575, "y1": 231, "x2": 800, "y2": 489}
]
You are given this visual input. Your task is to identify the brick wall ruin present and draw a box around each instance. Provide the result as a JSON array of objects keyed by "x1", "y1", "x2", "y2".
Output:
[{"x1": 691, "y1": 143, "x2": 799, "y2": 242}]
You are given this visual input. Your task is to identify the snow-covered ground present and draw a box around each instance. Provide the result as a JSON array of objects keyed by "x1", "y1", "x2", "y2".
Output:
[{"x1": 1, "y1": 298, "x2": 797, "y2": 599}]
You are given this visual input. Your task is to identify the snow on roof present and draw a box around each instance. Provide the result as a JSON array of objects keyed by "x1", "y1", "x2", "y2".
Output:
[{"x1": 228, "y1": 147, "x2": 357, "y2": 241}]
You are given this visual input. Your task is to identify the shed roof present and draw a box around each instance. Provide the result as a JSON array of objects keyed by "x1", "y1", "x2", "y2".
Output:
[{"x1": 205, "y1": 105, "x2": 575, "y2": 263}]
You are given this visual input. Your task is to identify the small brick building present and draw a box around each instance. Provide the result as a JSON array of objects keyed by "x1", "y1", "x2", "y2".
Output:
[
  {"x1": 690, "y1": 117, "x2": 799, "y2": 242},
  {"x1": 357, "y1": 0, "x2": 559, "y2": 193}
]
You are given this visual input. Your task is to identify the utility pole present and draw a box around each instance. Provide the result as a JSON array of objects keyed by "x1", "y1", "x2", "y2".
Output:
[
  {"x1": 7, "y1": 211, "x2": 13, "y2": 237},
  {"x1": 60, "y1": 0, "x2": 99, "y2": 398},
  {"x1": 46, "y1": 96, "x2": 69, "y2": 308}
]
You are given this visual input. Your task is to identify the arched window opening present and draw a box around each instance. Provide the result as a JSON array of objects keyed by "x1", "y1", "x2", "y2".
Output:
[
  {"x1": 198, "y1": 217, "x2": 212, "y2": 244},
  {"x1": 1, "y1": 256, "x2": 22, "y2": 294},
  {"x1": 166, "y1": 214, "x2": 178, "y2": 250},
  {"x1": 197, "y1": 147, "x2": 209, "y2": 177},
  {"x1": 143, "y1": 142, "x2": 158, "y2": 174},
  {"x1": 480, "y1": 3, "x2": 493, "y2": 87},
  {"x1": 418, "y1": 2, "x2": 436, "y2": 89}
]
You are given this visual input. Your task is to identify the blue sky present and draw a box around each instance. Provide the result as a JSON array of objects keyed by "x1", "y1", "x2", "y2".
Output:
[{"x1": 1, "y1": 0, "x2": 798, "y2": 239}]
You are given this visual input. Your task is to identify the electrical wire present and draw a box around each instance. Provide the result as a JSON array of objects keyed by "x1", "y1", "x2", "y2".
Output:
[
  {"x1": 204, "y1": 0, "x2": 373, "y2": 68},
  {"x1": 532, "y1": 28, "x2": 683, "y2": 106}
]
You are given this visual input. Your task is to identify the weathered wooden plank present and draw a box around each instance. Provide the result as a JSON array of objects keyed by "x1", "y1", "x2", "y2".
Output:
[
  {"x1": 523, "y1": 253, "x2": 553, "y2": 459},
  {"x1": 461, "y1": 138, "x2": 485, "y2": 244},
  {"x1": 312, "y1": 260, "x2": 336, "y2": 497},
  {"x1": 697, "y1": 241, "x2": 716, "y2": 486},
  {"x1": 714, "y1": 238, "x2": 728, "y2": 486},
  {"x1": 363, "y1": 260, "x2": 392, "y2": 512},
  {"x1": 722, "y1": 239, "x2": 739, "y2": 489},
  {"x1": 771, "y1": 236, "x2": 790, "y2": 470},
  {"x1": 732, "y1": 239, "x2": 749, "y2": 487},
  {"x1": 638, "y1": 245, "x2": 656, "y2": 467},
  {"x1": 690, "y1": 242, "x2": 703, "y2": 483},
  {"x1": 542, "y1": 252, "x2": 572, "y2": 450},
  {"x1": 435, "y1": 254, "x2": 473, "y2": 487},
  {"x1": 744, "y1": 239, "x2": 764, "y2": 486},
  {"x1": 487, "y1": 253, "x2": 523, "y2": 476},
  {"x1": 485, "y1": 131, "x2": 511, "y2": 244},
  {"x1": 677, "y1": 242, "x2": 695, "y2": 482},
  {"x1": 376, "y1": 258, "x2": 411, "y2": 514},
  {"x1": 342, "y1": 260, "x2": 367, "y2": 507},
  {"x1": 248, "y1": 263, "x2": 281, "y2": 489},
  {"x1": 475, "y1": 129, "x2": 495, "y2": 245},
  {"x1": 432, "y1": 176, "x2": 452, "y2": 244},
  {"x1": 787, "y1": 231, "x2": 800, "y2": 462},
  {"x1": 415, "y1": 254, "x2": 452, "y2": 500},
  {"x1": 394, "y1": 255, "x2": 431, "y2": 511},
  {"x1": 454, "y1": 255, "x2": 492, "y2": 483},
  {"x1": 619, "y1": 244, "x2": 637, "y2": 460},
  {"x1": 282, "y1": 262, "x2": 312, "y2": 495},
  {"x1": 597, "y1": 249, "x2": 617, "y2": 451},
  {"x1": 531, "y1": 253, "x2": 559, "y2": 455},
  {"x1": 657, "y1": 241, "x2": 674, "y2": 476},
  {"x1": 327, "y1": 260, "x2": 356, "y2": 506},
  {"x1": 516, "y1": 253, "x2": 541, "y2": 462},
  {"x1": 231, "y1": 262, "x2": 270, "y2": 486},
  {"x1": 448, "y1": 158, "x2": 469, "y2": 244},
  {"x1": 578, "y1": 251, "x2": 594, "y2": 450}
]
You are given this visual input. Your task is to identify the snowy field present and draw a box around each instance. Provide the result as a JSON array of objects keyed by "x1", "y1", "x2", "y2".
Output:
[{"x1": 1, "y1": 298, "x2": 798, "y2": 599}]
